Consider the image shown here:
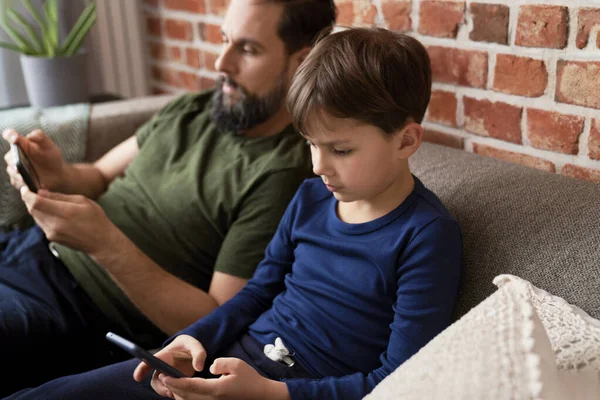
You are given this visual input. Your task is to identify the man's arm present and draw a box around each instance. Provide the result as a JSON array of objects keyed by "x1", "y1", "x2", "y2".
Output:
[
  {"x1": 62, "y1": 135, "x2": 139, "y2": 199},
  {"x1": 92, "y1": 227, "x2": 247, "y2": 335}
]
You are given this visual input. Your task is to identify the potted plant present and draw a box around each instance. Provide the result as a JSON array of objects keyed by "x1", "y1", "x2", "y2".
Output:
[{"x1": 0, "y1": 0, "x2": 96, "y2": 108}]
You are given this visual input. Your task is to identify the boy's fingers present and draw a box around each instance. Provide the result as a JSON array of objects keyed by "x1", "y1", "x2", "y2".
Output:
[{"x1": 209, "y1": 357, "x2": 242, "y2": 375}]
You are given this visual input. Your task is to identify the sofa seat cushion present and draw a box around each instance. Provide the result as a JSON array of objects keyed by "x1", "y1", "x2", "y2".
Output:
[{"x1": 410, "y1": 143, "x2": 600, "y2": 321}]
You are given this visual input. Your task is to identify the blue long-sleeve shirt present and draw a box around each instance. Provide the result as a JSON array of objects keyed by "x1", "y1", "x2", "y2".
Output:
[{"x1": 174, "y1": 177, "x2": 463, "y2": 399}]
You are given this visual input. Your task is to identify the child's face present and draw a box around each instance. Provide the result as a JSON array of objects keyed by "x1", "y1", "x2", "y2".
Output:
[{"x1": 306, "y1": 116, "x2": 410, "y2": 204}]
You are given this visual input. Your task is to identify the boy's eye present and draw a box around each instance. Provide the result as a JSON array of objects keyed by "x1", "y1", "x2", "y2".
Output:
[
  {"x1": 333, "y1": 148, "x2": 352, "y2": 156},
  {"x1": 242, "y1": 45, "x2": 257, "y2": 55}
]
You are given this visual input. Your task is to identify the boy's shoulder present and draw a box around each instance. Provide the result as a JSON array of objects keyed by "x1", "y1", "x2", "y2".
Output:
[
  {"x1": 293, "y1": 177, "x2": 331, "y2": 205},
  {"x1": 411, "y1": 176, "x2": 456, "y2": 222}
]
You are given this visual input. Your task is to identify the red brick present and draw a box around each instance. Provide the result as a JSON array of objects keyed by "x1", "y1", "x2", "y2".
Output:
[
  {"x1": 147, "y1": 16, "x2": 162, "y2": 37},
  {"x1": 152, "y1": 66, "x2": 180, "y2": 87},
  {"x1": 336, "y1": 2, "x2": 354, "y2": 25},
  {"x1": 527, "y1": 109, "x2": 584, "y2": 155},
  {"x1": 428, "y1": 47, "x2": 488, "y2": 88},
  {"x1": 148, "y1": 42, "x2": 167, "y2": 60},
  {"x1": 515, "y1": 5, "x2": 568, "y2": 49},
  {"x1": 419, "y1": 1, "x2": 465, "y2": 38},
  {"x1": 555, "y1": 61, "x2": 600, "y2": 110},
  {"x1": 361, "y1": 3, "x2": 378, "y2": 25},
  {"x1": 179, "y1": 71, "x2": 202, "y2": 91},
  {"x1": 469, "y1": 3, "x2": 509, "y2": 44},
  {"x1": 200, "y1": 77, "x2": 217, "y2": 90},
  {"x1": 165, "y1": 0, "x2": 206, "y2": 13},
  {"x1": 186, "y1": 48, "x2": 201, "y2": 69},
  {"x1": 423, "y1": 130, "x2": 464, "y2": 149},
  {"x1": 200, "y1": 23, "x2": 222, "y2": 44},
  {"x1": 589, "y1": 119, "x2": 600, "y2": 160},
  {"x1": 169, "y1": 46, "x2": 182, "y2": 62},
  {"x1": 165, "y1": 19, "x2": 193, "y2": 41},
  {"x1": 426, "y1": 91, "x2": 457, "y2": 127},
  {"x1": 577, "y1": 8, "x2": 600, "y2": 49},
  {"x1": 203, "y1": 51, "x2": 218, "y2": 72},
  {"x1": 473, "y1": 143, "x2": 555, "y2": 173},
  {"x1": 493, "y1": 55, "x2": 548, "y2": 97},
  {"x1": 561, "y1": 164, "x2": 600, "y2": 184},
  {"x1": 464, "y1": 98, "x2": 522, "y2": 144},
  {"x1": 382, "y1": 0, "x2": 412, "y2": 31},
  {"x1": 152, "y1": 87, "x2": 172, "y2": 95},
  {"x1": 208, "y1": 0, "x2": 230, "y2": 16}
]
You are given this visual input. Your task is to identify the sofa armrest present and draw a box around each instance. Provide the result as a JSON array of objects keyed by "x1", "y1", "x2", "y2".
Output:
[{"x1": 85, "y1": 94, "x2": 177, "y2": 162}]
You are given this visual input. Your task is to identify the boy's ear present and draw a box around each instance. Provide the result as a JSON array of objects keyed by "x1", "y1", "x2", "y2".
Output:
[{"x1": 396, "y1": 122, "x2": 423, "y2": 159}]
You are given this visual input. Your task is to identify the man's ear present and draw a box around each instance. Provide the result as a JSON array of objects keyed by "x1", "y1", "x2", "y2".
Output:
[
  {"x1": 290, "y1": 47, "x2": 312, "y2": 71},
  {"x1": 395, "y1": 122, "x2": 423, "y2": 159}
]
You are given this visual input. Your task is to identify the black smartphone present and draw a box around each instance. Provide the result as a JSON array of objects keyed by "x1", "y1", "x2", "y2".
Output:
[
  {"x1": 105, "y1": 332, "x2": 186, "y2": 378},
  {"x1": 10, "y1": 143, "x2": 40, "y2": 193}
]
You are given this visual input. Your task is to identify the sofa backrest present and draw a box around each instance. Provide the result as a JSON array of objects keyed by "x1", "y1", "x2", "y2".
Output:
[{"x1": 410, "y1": 142, "x2": 600, "y2": 321}]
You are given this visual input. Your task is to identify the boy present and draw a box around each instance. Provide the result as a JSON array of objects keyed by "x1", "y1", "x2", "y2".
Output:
[{"x1": 6, "y1": 27, "x2": 462, "y2": 400}]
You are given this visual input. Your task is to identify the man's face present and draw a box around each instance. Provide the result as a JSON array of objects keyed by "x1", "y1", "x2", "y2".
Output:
[{"x1": 211, "y1": 0, "x2": 292, "y2": 132}]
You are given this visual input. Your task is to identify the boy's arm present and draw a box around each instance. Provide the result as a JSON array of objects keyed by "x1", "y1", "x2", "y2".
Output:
[{"x1": 285, "y1": 218, "x2": 463, "y2": 400}]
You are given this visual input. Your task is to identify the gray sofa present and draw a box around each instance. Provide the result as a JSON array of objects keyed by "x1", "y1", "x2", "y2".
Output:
[{"x1": 88, "y1": 94, "x2": 600, "y2": 322}]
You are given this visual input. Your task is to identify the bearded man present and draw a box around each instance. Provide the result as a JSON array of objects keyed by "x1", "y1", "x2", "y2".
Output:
[{"x1": 0, "y1": 0, "x2": 337, "y2": 396}]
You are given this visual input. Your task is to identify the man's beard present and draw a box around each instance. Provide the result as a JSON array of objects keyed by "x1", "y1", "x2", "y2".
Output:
[{"x1": 210, "y1": 74, "x2": 287, "y2": 133}]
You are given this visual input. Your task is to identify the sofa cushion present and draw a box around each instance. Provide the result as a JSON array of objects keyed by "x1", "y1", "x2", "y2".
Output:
[{"x1": 410, "y1": 143, "x2": 600, "y2": 320}]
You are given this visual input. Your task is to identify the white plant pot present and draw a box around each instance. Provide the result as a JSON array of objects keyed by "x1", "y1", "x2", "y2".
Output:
[{"x1": 20, "y1": 51, "x2": 89, "y2": 108}]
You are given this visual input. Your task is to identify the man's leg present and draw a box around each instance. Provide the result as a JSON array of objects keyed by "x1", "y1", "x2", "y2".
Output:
[
  {"x1": 0, "y1": 226, "x2": 126, "y2": 397},
  {"x1": 4, "y1": 359, "x2": 166, "y2": 400}
]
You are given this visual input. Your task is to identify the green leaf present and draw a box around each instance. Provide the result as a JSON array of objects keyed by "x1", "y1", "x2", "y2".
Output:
[
  {"x1": 0, "y1": 40, "x2": 23, "y2": 53},
  {"x1": 0, "y1": 18, "x2": 35, "y2": 54},
  {"x1": 43, "y1": 0, "x2": 59, "y2": 55},
  {"x1": 8, "y1": 9, "x2": 43, "y2": 54},
  {"x1": 60, "y1": 2, "x2": 96, "y2": 56},
  {"x1": 23, "y1": 0, "x2": 47, "y2": 32}
]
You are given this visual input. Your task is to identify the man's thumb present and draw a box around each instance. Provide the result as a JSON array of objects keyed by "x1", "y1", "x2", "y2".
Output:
[{"x1": 26, "y1": 129, "x2": 46, "y2": 143}]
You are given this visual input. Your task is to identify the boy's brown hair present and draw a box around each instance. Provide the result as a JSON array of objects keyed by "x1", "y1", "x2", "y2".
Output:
[{"x1": 287, "y1": 27, "x2": 432, "y2": 135}]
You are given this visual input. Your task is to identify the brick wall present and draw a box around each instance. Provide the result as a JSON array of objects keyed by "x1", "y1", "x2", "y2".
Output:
[{"x1": 142, "y1": 0, "x2": 600, "y2": 183}]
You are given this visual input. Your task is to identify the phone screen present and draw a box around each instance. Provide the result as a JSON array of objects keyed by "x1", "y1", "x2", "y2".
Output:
[
  {"x1": 105, "y1": 332, "x2": 186, "y2": 378},
  {"x1": 11, "y1": 144, "x2": 40, "y2": 192}
]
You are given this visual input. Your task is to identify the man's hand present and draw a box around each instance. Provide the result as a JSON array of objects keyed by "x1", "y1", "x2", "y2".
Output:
[
  {"x1": 20, "y1": 187, "x2": 120, "y2": 256},
  {"x1": 3, "y1": 128, "x2": 68, "y2": 192},
  {"x1": 158, "y1": 358, "x2": 290, "y2": 400}
]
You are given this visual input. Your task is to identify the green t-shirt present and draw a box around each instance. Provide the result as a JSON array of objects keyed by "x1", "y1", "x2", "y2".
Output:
[{"x1": 55, "y1": 90, "x2": 313, "y2": 346}]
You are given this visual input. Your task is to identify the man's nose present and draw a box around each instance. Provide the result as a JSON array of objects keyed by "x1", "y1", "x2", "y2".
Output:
[{"x1": 215, "y1": 44, "x2": 237, "y2": 75}]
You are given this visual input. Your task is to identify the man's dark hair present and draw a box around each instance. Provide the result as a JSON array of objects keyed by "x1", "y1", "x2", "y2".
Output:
[
  {"x1": 287, "y1": 27, "x2": 432, "y2": 136},
  {"x1": 266, "y1": 0, "x2": 337, "y2": 54}
]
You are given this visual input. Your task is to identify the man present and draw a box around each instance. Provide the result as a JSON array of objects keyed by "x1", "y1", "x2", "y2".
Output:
[{"x1": 0, "y1": 0, "x2": 337, "y2": 396}]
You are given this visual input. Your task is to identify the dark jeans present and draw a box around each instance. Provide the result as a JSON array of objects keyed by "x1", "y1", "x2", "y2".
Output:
[
  {"x1": 6, "y1": 334, "x2": 313, "y2": 399},
  {"x1": 0, "y1": 226, "x2": 129, "y2": 397}
]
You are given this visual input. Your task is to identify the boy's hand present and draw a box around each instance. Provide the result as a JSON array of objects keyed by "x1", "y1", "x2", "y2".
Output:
[
  {"x1": 20, "y1": 187, "x2": 118, "y2": 256},
  {"x1": 134, "y1": 335, "x2": 207, "y2": 397},
  {"x1": 159, "y1": 358, "x2": 290, "y2": 400},
  {"x1": 3, "y1": 128, "x2": 67, "y2": 192}
]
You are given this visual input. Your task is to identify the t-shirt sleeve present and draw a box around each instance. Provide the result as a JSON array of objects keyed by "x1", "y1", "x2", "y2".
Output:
[
  {"x1": 213, "y1": 169, "x2": 311, "y2": 279},
  {"x1": 285, "y1": 217, "x2": 464, "y2": 400},
  {"x1": 136, "y1": 91, "x2": 213, "y2": 147}
]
